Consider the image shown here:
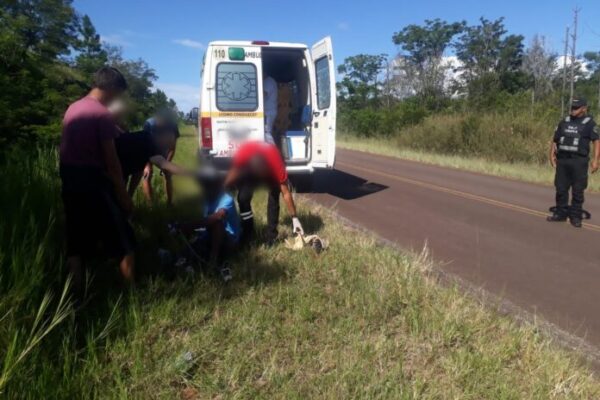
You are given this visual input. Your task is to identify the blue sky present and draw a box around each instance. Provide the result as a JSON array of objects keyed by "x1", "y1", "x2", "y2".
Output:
[{"x1": 74, "y1": 0, "x2": 600, "y2": 112}]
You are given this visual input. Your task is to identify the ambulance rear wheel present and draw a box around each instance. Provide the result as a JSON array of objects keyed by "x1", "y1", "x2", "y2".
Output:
[{"x1": 290, "y1": 174, "x2": 313, "y2": 193}]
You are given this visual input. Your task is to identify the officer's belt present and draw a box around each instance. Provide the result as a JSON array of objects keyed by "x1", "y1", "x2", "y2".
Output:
[{"x1": 557, "y1": 153, "x2": 588, "y2": 159}]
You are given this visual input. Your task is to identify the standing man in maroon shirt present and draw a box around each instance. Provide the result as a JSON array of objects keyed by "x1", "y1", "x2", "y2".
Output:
[
  {"x1": 59, "y1": 67, "x2": 134, "y2": 291},
  {"x1": 224, "y1": 141, "x2": 304, "y2": 246}
]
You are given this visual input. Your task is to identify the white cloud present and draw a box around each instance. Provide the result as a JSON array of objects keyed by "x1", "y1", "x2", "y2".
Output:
[
  {"x1": 154, "y1": 82, "x2": 200, "y2": 112},
  {"x1": 100, "y1": 34, "x2": 132, "y2": 47},
  {"x1": 173, "y1": 39, "x2": 205, "y2": 49},
  {"x1": 337, "y1": 22, "x2": 350, "y2": 31}
]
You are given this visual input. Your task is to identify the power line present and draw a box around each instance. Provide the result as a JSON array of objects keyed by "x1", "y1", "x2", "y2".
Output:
[{"x1": 583, "y1": 21, "x2": 600, "y2": 38}]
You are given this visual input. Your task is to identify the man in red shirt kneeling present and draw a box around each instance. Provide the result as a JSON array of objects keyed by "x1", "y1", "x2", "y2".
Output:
[{"x1": 224, "y1": 141, "x2": 304, "y2": 245}]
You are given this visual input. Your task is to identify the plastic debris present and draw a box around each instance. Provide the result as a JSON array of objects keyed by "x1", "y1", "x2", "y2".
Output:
[{"x1": 284, "y1": 234, "x2": 328, "y2": 253}]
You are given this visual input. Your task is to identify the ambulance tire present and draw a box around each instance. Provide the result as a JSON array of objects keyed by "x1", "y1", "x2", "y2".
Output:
[{"x1": 289, "y1": 174, "x2": 313, "y2": 193}]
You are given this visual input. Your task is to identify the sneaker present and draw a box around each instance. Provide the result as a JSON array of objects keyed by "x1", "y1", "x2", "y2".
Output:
[
  {"x1": 547, "y1": 214, "x2": 567, "y2": 222},
  {"x1": 570, "y1": 217, "x2": 583, "y2": 228},
  {"x1": 219, "y1": 264, "x2": 233, "y2": 283}
]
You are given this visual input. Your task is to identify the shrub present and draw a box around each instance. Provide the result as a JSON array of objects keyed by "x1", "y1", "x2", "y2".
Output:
[
  {"x1": 338, "y1": 101, "x2": 429, "y2": 137},
  {"x1": 394, "y1": 112, "x2": 554, "y2": 164}
]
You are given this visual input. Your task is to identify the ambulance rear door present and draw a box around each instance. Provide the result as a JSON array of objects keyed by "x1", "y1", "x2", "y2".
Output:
[
  {"x1": 209, "y1": 45, "x2": 264, "y2": 159},
  {"x1": 310, "y1": 36, "x2": 336, "y2": 169}
]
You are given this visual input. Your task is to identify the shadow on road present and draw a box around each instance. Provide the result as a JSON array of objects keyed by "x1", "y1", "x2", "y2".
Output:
[{"x1": 304, "y1": 169, "x2": 388, "y2": 200}]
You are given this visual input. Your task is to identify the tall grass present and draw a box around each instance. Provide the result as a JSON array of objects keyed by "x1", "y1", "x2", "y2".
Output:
[
  {"x1": 393, "y1": 112, "x2": 554, "y2": 164},
  {"x1": 0, "y1": 128, "x2": 599, "y2": 398},
  {"x1": 336, "y1": 110, "x2": 600, "y2": 190}
]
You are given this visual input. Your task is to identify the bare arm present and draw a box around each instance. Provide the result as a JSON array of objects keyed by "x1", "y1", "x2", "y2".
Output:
[
  {"x1": 549, "y1": 141, "x2": 557, "y2": 168},
  {"x1": 164, "y1": 143, "x2": 176, "y2": 205},
  {"x1": 101, "y1": 139, "x2": 132, "y2": 213},
  {"x1": 224, "y1": 166, "x2": 240, "y2": 190},
  {"x1": 149, "y1": 155, "x2": 190, "y2": 176},
  {"x1": 280, "y1": 181, "x2": 297, "y2": 217},
  {"x1": 167, "y1": 141, "x2": 176, "y2": 162}
]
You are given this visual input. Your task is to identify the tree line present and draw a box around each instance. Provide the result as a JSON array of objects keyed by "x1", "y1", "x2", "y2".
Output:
[
  {"x1": 338, "y1": 17, "x2": 600, "y2": 138},
  {"x1": 0, "y1": 0, "x2": 177, "y2": 146}
]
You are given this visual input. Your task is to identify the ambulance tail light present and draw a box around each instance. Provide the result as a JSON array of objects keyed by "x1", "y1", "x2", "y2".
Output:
[{"x1": 200, "y1": 117, "x2": 213, "y2": 149}]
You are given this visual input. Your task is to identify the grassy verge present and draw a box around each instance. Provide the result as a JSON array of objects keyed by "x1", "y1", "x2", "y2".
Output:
[
  {"x1": 1, "y1": 126, "x2": 599, "y2": 398},
  {"x1": 338, "y1": 135, "x2": 600, "y2": 192}
]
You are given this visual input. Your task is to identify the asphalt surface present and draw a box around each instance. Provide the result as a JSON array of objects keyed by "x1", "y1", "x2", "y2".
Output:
[{"x1": 306, "y1": 148, "x2": 600, "y2": 350}]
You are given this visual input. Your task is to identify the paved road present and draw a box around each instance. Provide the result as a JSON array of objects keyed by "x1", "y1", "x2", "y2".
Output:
[{"x1": 306, "y1": 148, "x2": 600, "y2": 350}]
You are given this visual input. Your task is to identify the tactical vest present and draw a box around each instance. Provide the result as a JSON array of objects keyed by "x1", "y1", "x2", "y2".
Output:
[{"x1": 556, "y1": 116, "x2": 593, "y2": 156}]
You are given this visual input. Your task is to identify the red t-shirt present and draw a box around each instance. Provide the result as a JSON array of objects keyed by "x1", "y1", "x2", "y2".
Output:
[
  {"x1": 60, "y1": 96, "x2": 119, "y2": 168},
  {"x1": 233, "y1": 141, "x2": 288, "y2": 184}
]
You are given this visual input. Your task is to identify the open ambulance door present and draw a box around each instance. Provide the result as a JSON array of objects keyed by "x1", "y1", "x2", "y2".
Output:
[{"x1": 310, "y1": 36, "x2": 336, "y2": 169}]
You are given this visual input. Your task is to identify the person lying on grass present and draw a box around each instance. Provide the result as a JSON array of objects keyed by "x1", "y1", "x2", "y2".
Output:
[
  {"x1": 170, "y1": 166, "x2": 241, "y2": 282},
  {"x1": 115, "y1": 128, "x2": 190, "y2": 200}
]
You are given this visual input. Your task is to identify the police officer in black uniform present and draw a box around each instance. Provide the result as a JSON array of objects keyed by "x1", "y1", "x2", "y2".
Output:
[{"x1": 548, "y1": 97, "x2": 600, "y2": 227}]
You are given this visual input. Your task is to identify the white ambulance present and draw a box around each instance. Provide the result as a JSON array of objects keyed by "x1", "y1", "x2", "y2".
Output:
[{"x1": 198, "y1": 37, "x2": 337, "y2": 183}]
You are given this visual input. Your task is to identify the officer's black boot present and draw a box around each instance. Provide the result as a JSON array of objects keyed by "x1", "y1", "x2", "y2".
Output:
[
  {"x1": 547, "y1": 213, "x2": 568, "y2": 222},
  {"x1": 547, "y1": 206, "x2": 568, "y2": 222},
  {"x1": 569, "y1": 207, "x2": 584, "y2": 228},
  {"x1": 570, "y1": 217, "x2": 583, "y2": 228}
]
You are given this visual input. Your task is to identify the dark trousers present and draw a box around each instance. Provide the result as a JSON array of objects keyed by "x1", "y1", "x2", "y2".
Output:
[
  {"x1": 555, "y1": 156, "x2": 589, "y2": 218},
  {"x1": 237, "y1": 179, "x2": 281, "y2": 243}
]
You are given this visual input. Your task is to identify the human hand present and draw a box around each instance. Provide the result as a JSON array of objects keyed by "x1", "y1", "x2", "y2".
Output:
[
  {"x1": 292, "y1": 217, "x2": 304, "y2": 236},
  {"x1": 143, "y1": 165, "x2": 152, "y2": 180},
  {"x1": 550, "y1": 154, "x2": 557, "y2": 168},
  {"x1": 591, "y1": 160, "x2": 599, "y2": 174}
]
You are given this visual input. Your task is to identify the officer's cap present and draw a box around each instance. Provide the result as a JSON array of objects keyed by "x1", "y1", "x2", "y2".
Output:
[{"x1": 572, "y1": 97, "x2": 588, "y2": 108}]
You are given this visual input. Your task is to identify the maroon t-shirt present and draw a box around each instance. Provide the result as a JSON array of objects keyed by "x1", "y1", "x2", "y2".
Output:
[{"x1": 60, "y1": 96, "x2": 119, "y2": 169}]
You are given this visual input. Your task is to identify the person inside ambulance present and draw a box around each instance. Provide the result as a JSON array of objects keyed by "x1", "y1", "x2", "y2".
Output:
[
  {"x1": 263, "y1": 70, "x2": 278, "y2": 145},
  {"x1": 224, "y1": 141, "x2": 304, "y2": 246},
  {"x1": 548, "y1": 97, "x2": 600, "y2": 227}
]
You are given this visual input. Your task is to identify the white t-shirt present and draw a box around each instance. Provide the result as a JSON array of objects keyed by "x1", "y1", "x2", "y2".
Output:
[{"x1": 263, "y1": 76, "x2": 278, "y2": 117}]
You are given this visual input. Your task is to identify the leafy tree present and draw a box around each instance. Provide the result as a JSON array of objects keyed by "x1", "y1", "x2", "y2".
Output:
[
  {"x1": 337, "y1": 53, "x2": 387, "y2": 110},
  {"x1": 105, "y1": 45, "x2": 177, "y2": 127},
  {"x1": 2, "y1": 0, "x2": 79, "y2": 60},
  {"x1": 522, "y1": 35, "x2": 556, "y2": 105},
  {"x1": 0, "y1": 0, "x2": 80, "y2": 144},
  {"x1": 392, "y1": 19, "x2": 465, "y2": 104},
  {"x1": 0, "y1": 1, "x2": 178, "y2": 145},
  {"x1": 75, "y1": 15, "x2": 107, "y2": 78},
  {"x1": 455, "y1": 18, "x2": 526, "y2": 103},
  {"x1": 582, "y1": 52, "x2": 600, "y2": 114},
  {"x1": 584, "y1": 52, "x2": 600, "y2": 74}
]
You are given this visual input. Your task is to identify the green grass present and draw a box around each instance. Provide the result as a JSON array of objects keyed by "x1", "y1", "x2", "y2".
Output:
[
  {"x1": 1, "y1": 126, "x2": 599, "y2": 398},
  {"x1": 338, "y1": 134, "x2": 600, "y2": 192}
]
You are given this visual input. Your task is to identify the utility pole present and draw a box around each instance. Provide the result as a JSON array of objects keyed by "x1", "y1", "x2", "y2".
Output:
[
  {"x1": 569, "y1": 7, "x2": 580, "y2": 107},
  {"x1": 385, "y1": 58, "x2": 391, "y2": 110},
  {"x1": 561, "y1": 26, "x2": 570, "y2": 116},
  {"x1": 596, "y1": 54, "x2": 600, "y2": 116}
]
